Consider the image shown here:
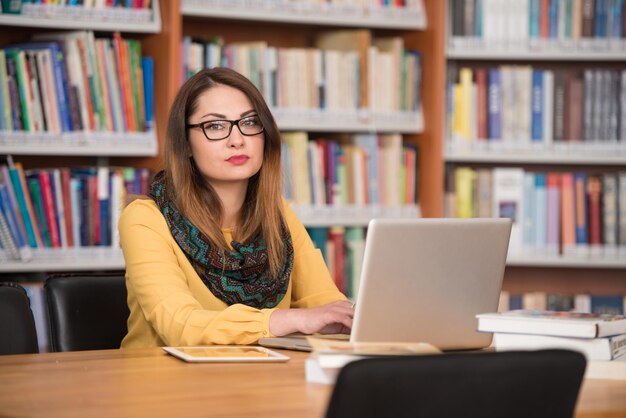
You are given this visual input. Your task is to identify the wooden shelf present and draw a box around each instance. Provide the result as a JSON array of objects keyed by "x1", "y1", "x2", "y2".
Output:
[
  {"x1": 181, "y1": 0, "x2": 427, "y2": 30},
  {"x1": 0, "y1": 1, "x2": 161, "y2": 33},
  {"x1": 275, "y1": 109, "x2": 424, "y2": 134},
  {"x1": 507, "y1": 253, "x2": 626, "y2": 269},
  {"x1": 445, "y1": 145, "x2": 626, "y2": 165},
  {"x1": 293, "y1": 204, "x2": 420, "y2": 227},
  {"x1": 0, "y1": 248, "x2": 125, "y2": 273},
  {"x1": 0, "y1": 131, "x2": 158, "y2": 157},
  {"x1": 447, "y1": 37, "x2": 626, "y2": 61},
  {"x1": 447, "y1": 48, "x2": 626, "y2": 61}
]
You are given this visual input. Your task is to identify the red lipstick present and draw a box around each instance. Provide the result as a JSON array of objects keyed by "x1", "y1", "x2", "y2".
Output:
[{"x1": 227, "y1": 155, "x2": 249, "y2": 165}]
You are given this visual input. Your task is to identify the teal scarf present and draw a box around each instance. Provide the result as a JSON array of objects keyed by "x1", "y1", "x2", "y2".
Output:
[{"x1": 149, "y1": 171, "x2": 293, "y2": 309}]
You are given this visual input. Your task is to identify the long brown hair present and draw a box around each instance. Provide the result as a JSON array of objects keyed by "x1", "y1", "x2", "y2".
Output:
[{"x1": 165, "y1": 67, "x2": 286, "y2": 276}]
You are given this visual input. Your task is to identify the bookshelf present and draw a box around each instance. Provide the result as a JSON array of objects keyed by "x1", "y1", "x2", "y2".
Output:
[
  {"x1": 0, "y1": 0, "x2": 442, "y2": 275},
  {"x1": 0, "y1": 1, "x2": 166, "y2": 272},
  {"x1": 443, "y1": 0, "x2": 626, "y2": 297}
]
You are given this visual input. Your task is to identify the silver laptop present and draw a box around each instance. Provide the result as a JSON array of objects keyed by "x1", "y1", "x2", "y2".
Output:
[{"x1": 260, "y1": 218, "x2": 512, "y2": 351}]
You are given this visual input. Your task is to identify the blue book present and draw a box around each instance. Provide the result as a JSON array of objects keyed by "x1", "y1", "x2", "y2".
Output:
[
  {"x1": 549, "y1": 0, "x2": 559, "y2": 39},
  {"x1": 98, "y1": 167, "x2": 110, "y2": 247},
  {"x1": 612, "y1": 0, "x2": 624, "y2": 38},
  {"x1": 4, "y1": 54, "x2": 23, "y2": 131},
  {"x1": 591, "y1": 295, "x2": 624, "y2": 315},
  {"x1": 509, "y1": 294, "x2": 523, "y2": 310},
  {"x1": 306, "y1": 227, "x2": 328, "y2": 262},
  {"x1": 534, "y1": 173, "x2": 547, "y2": 249},
  {"x1": 529, "y1": 0, "x2": 541, "y2": 38},
  {"x1": 531, "y1": 70, "x2": 544, "y2": 142},
  {"x1": 141, "y1": 56, "x2": 154, "y2": 131},
  {"x1": 573, "y1": 173, "x2": 588, "y2": 247},
  {"x1": 26, "y1": 173, "x2": 51, "y2": 248},
  {"x1": 0, "y1": 52, "x2": 7, "y2": 130},
  {"x1": 327, "y1": 141, "x2": 339, "y2": 205},
  {"x1": 475, "y1": 0, "x2": 483, "y2": 37},
  {"x1": 0, "y1": 180, "x2": 27, "y2": 251},
  {"x1": 487, "y1": 68, "x2": 502, "y2": 140},
  {"x1": 6, "y1": 162, "x2": 37, "y2": 247},
  {"x1": 595, "y1": 0, "x2": 609, "y2": 38}
]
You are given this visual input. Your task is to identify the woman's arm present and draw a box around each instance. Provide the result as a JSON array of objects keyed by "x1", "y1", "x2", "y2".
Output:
[{"x1": 268, "y1": 202, "x2": 354, "y2": 336}]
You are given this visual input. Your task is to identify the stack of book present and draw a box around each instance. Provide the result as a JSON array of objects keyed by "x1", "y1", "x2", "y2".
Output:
[
  {"x1": 304, "y1": 337, "x2": 439, "y2": 384},
  {"x1": 477, "y1": 310, "x2": 626, "y2": 380}
]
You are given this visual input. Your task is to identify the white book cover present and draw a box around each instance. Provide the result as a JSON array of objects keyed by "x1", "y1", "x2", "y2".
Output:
[
  {"x1": 110, "y1": 170, "x2": 123, "y2": 249},
  {"x1": 70, "y1": 178, "x2": 82, "y2": 247},
  {"x1": 51, "y1": 169, "x2": 67, "y2": 249},
  {"x1": 618, "y1": 172, "x2": 626, "y2": 256},
  {"x1": 586, "y1": 356, "x2": 626, "y2": 380},
  {"x1": 492, "y1": 168, "x2": 525, "y2": 255},
  {"x1": 379, "y1": 134, "x2": 402, "y2": 207},
  {"x1": 522, "y1": 172, "x2": 536, "y2": 251},
  {"x1": 494, "y1": 332, "x2": 626, "y2": 361},
  {"x1": 477, "y1": 310, "x2": 626, "y2": 338}
]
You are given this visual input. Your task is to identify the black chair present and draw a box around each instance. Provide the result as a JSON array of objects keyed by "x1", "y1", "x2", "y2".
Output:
[
  {"x1": 0, "y1": 282, "x2": 39, "y2": 355},
  {"x1": 326, "y1": 349, "x2": 586, "y2": 418},
  {"x1": 45, "y1": 272, "x2": 129, "y2": 352}
]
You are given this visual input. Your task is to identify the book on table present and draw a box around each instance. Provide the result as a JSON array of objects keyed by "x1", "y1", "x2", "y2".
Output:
[
  {"x1": 304, "y1": 337, "x2": 440, "y2": 385},
  {"x1": 493, "y1": 332, "x2": 626, "y2": 361},
  {"x1": 476, "y1": 310, "x2": 626, "y2": 338}
]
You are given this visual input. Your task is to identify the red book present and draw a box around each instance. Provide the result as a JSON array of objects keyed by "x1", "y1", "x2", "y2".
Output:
[
  {"x1": 328, "y1": 227, "x2": 346, "y2": 294},
  {"x1": 39, "y1": 170, "x2": 61, "y2": 248},
  {"x1": 475, "y1": 68, "x2": 488, "y2": 140},
  {"x1": 587, "y1": 176, "x2": 602, "y2": 245},
  {"x1": 560, "y1": 173, "x2": 575, "y2": 252},
  {"x1": 112, "y1": 32, "x2": 134, "y2": 131},
  {"x1": 60, "y1": 168, "x2": 74, "y2": 247}
]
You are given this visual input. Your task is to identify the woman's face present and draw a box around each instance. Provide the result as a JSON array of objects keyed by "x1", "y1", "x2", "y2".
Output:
[{"x1": 187, "y1": 84, "x2": 265, "y2": 190}]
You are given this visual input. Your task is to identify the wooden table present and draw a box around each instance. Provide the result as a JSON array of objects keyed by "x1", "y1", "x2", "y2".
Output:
[{"x1": 0, "y1": 348, "x2": 624, "y2": 418}]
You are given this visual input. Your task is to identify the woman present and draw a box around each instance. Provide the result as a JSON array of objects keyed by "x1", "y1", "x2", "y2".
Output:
[{"x1": 119, "y1": 67, "x2": 353, "y2": 348}]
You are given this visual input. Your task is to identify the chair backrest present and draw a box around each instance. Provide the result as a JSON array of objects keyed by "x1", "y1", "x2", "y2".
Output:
[
  {"x1": 0, "y1": 282, "x2": 39, "y2": 355},
  {"x1": 45, "y1": 272, "x2": 129, "y2": 352},
  {"x1": 325, "y1": 349, "x2": 586, "y2": 418}
]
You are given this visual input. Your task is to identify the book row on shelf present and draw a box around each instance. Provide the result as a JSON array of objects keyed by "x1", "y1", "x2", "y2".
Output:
[
  {"x1": 449, "y1": 0, "x2": 626, "y2": 51},
  {"x1": 0, "y1": 30, "x2": 154, "y2": 135},
  {"x1": 498, "y1": 290, "x2": 626, "y2": 314},
  {"x1": 0, "y1": 158, "x2": 151, "y2": 261},
  {"x1": 182, "y1": 31, "x2": 421, "y2": 115},
  {"x1": 1, "y1": 0, "x2": 154, "y2": 15},
  {"x1": 446, "y1": 167, "x2": 626, "y2": 256},
  {"x1": 282, "y1": 132, "x2": 418, "y2": 208},
  {"x1": 182, "y1": 0, "x2": 426, "y2": 19},
  {"x1": 447, "y1": 65, "x2": 626, "y2": 150},
  {"x1": 307, "y1": 226, "x2": 364, "y2": 300}
]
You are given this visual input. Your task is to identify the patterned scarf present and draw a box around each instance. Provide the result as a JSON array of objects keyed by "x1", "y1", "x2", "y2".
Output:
[{"x1": 149, "y1": 171, "x2": 293, "y2": 309}]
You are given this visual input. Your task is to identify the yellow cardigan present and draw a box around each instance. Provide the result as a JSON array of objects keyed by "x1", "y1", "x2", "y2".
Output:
[{"x1": 119, "y1": 198, "x2": 345, "y2": 348}]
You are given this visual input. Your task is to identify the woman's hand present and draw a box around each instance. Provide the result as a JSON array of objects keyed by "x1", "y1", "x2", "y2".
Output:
[{"x1": 269, "y1": 300, "x2": 354, "y2": 337}]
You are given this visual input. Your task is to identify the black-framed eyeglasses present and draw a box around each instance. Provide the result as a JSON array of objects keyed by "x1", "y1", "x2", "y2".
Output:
[{"x1": 186, "y1": 115, "x2": 265, "y2": 141}]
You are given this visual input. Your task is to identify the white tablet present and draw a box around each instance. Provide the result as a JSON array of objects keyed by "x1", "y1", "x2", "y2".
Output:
[{"x1": 162, "y1": 346, "x2": 290, "y2": 363}]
